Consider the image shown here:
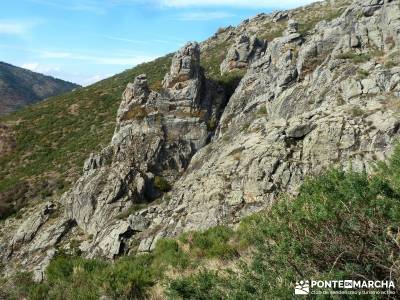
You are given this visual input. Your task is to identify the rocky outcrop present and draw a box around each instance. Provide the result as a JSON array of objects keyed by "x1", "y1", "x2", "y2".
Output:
[
  {"x1": 0, "y1": 202, "x2": 74, "y2": 281},
  {"x1": 220, "y1": 34, "x2": 267, "y2": 75},
  {"x1": 63, "y1": 42, "x2": 225, "y2": 258},
  {"x1": 0, "y1": 42, "x2": 227, "y2": 278},
  {"x1": 1, "y1": 0, "x2": 400, "y2": 281}
]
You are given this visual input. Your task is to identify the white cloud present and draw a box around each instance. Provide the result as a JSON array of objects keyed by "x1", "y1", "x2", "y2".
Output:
[
  {"x1": 160, "y1": 0, "x2": 317, "y2": 9},
  {"x1": 30, "y1": 0, "x2": 107, "y2": 14},
  {"x1": 21, "y1": 62, "x2": 61, "y2": 74},
  {"x1": 0, "y1": 20, "x2": 35, "y2": 35},
  {"x1": 38, "y1": 50, "x2": 156, "y2": 66},
  {"x1": 39, "y1": 51, "x2": 73, "y2": 58},
  {"x1": 102, "y1": 35, "x2": 185, "y2": 46},
  {"x1": 82, "y1": 74, "x2": 112, "y2": 85},
  {"x1": 20, "y1": 62, "x2": 114, "y2": 85},
  {"x1": 103, "y1": 35, "x2": 147, "y2": 44},
  {"x1": 91, "y1": 55, "x2": 156, "y2": 65},
  {"x1": 177, "y1": 11, "x2": 235, "y2": 21},
  {"x1": 21, "y1": 62, "x2": 40, "y2": 71}
]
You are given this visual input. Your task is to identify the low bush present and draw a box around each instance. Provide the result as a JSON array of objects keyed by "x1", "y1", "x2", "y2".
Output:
[
  {"x1": 207, "y1": 118, "x2": 217, "y2": 132},
  {"x1": 153, "y1": 239, "x2": 190, "y2": 270},
  {"x1": 167, "y1": 270, "x2": 226, "y2": 300},
  {"x1": 188, "y1": 226, "x2": 238, "y2": 259},
  {"x1": 351, "y1": 106, "x2": 364, "y2": 117},
  {"x1": 154, "y1": 176, "x2": 172, "y2": 192},
  {"x1": 256, "y1": 106, "x2": 268, "y2": 116},
  {"x1": 100, "y1": 254, "x2": 157, "y2": 299},
  {"x1": 216, "y1": 70, "x2": 245, "y2": 99},
  {"x1": 336, "y1": 50, "x2": 383, "y2": 64},
  {"x1": 121, "y1": 106, "x2": 148, "y2": 121},
  {"x1": 357, "y1": 69, "x2": 370, "y2": 80}
]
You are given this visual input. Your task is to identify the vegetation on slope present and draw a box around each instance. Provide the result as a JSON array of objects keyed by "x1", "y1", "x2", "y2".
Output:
[{"x1": 3, "y1": 144, "x2": 399, "y2": 299}]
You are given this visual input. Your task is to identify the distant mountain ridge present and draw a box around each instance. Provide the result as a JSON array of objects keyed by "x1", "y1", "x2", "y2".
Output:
[{"x1": 0, "y1": 62, "x2": 80, "y2": 115}]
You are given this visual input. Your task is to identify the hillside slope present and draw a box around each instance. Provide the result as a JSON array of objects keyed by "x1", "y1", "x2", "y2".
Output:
[{"x1": 0, "y1": 62, "x2": 79, "y2": 115}]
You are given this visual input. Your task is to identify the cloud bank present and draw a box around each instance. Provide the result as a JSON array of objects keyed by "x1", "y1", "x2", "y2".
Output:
[{"x1": 0, "y1": 20, "x2": 35, "y2": 35}]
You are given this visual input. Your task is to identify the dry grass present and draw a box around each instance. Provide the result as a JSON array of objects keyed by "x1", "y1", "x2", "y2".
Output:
[{"x1": 121, "y1": 106, "x2": 148, "y2": 121}]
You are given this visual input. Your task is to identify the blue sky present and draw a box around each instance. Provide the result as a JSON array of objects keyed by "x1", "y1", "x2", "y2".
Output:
[{"x1": 0, "y1": 0, "x2": 316, "y2": 86}]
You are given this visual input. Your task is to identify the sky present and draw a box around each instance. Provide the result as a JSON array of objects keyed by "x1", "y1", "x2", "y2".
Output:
[{"x1": 0, "y1": 0, "x2": 316, "y2": 86}]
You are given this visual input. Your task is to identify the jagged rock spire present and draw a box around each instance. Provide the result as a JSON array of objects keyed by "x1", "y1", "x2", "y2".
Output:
[
  {"x1": 117, "y1": 74, "x2": 151, "y2": 123},
  {"x1": 163, "y1": 42, "x2": 200, "y2": 89},
  {"x1": 123, "y1": 74, "x2": 150, "y2": 105}
]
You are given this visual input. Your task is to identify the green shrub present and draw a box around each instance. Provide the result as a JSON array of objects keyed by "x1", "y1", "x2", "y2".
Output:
[
  {"x1": 101, "y1": 254, "x2": 157, "y2": 299},
  {"x1": 241, "y1": 122, "x2": 250, "y2": 132},
  {"x1": 298, "y1": 7, "x2": 346, "y2": 36},
  {"x1": 121, "y1": 106, "x2": 148, "y2": 121},
  {"x1": 189, "y1": 226, "x2": 238, "y2": 259},
  {"x1": 207, "y1": 118, "x2": 217, "y2": 132},
  {"x1": 336, "y1": 50, "x2": 383, "y2": 64},
  {"x1": 46, "y1": 255, "x2": 76, "y2": 281},
  {"x1": 167, "y1": 270, "x2": 226, "y2": 300},
  {"x1": 7, "y1": 272, "x2": 49, "y2": 300},
  {"x1": 154, "y1": 176, "x2": 171, "y2": 192},
  {"x1": 385, "y1": 59, "x2": 397, "y2": 69},
  {"x1": 375, "y1": 142, "x2": 400, "y2": 193},
  {"x1": 153, "y1": 238, "x2": 190, "y2": 270},
  {"x1": 8, "y1": 250, "x2": 185, "y2": 299},
  {"x1": 357, "y1": 69, "x2": 369, "y2": 79},
  {"x1": 45, "y1": 255, "x2": 108, "y2": 299},
  {"x1": 216, "y1": 70, "x2": 244, "y2": 99},
  {"x1": 232, "y1": 167, "x2": 399, "y2": 297},
  {"x1": 260, "y1": 26, "x2": 286, "y2": 41},
  {"x1": 351, "y1": 106, "x2": 364, "y2": 117},
  {"x1": 256, "y1": 106, "x2": 268, "y2": 116},
  {"x1": 336, "y1": 52, "x2": 370, "y2": 63}
]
